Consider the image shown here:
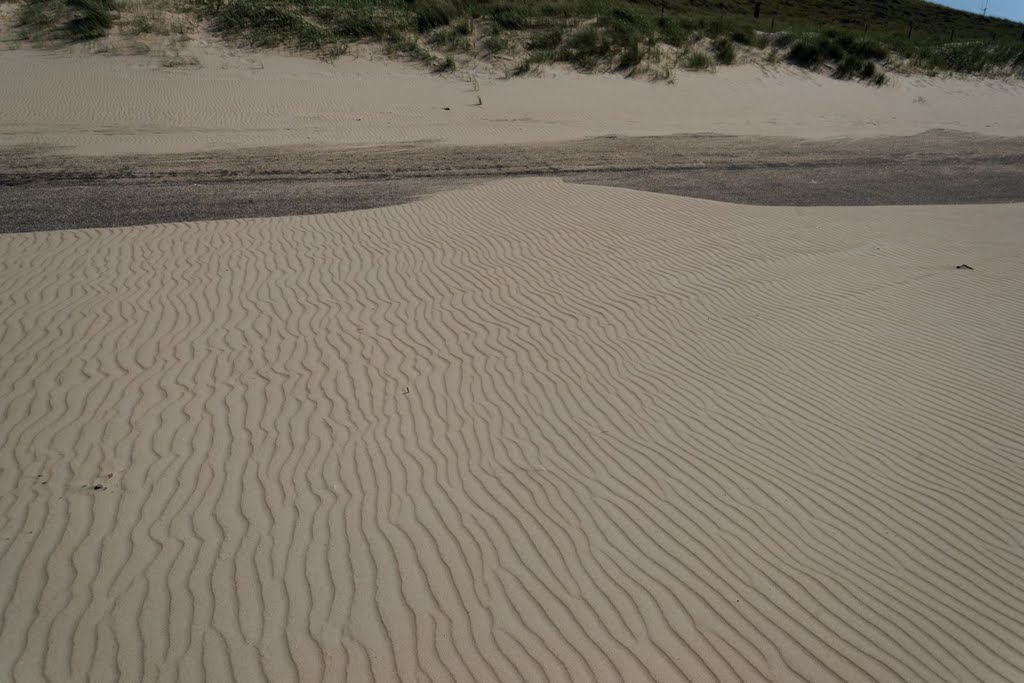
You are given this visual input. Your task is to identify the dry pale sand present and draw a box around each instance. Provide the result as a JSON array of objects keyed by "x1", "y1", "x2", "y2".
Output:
[
  {"x1": 1, "y1": 178, "x2": 1023, "y2": 681},
  {"x1": 2, "y1": 45, "x2": 1023, "y2": 155}
]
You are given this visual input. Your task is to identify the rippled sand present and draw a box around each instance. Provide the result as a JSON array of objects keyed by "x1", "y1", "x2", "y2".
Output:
[{"x1": 2, "y1": 179, "x2": 1023, "y2": 681}]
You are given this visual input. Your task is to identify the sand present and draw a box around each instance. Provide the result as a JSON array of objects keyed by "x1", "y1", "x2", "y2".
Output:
[
  {"x1": 2, "y1": 45, "x2": 1024, "y2": 155},
  {"x1": 2, "y1": 178, "x2": 1023, "y2": 681}
]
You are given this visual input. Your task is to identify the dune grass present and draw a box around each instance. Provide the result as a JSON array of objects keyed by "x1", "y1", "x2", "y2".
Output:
[
  {"x1": 66, "y1": 0, "x2": 115, "y2": 39},
  {"x1": 17, "y1": 0, "x2": 116, "y2": 41},
  {"x1": 910, "y1": 40, "x2": 1024, "y2": 75},
  {"x1": 192, "y1": 0, "x2": 1023, "y2": 78},
  {"x1": 782, "y1": 28, "x2": 891, "y2": 82},
  {"x1": 683, "y1": 49, "x2": 713, "y2": 71},
  {"x1": 14, "y1": 0, "x2": 1024, "y2": 80},
  {"x1": 712, "y1": 36, "x2": 735, "y2": 65}
]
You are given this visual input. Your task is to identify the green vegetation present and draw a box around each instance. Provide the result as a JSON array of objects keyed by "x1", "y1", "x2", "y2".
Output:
[
  {"x1": 14, "y1": 0, "x2": 1024, "y2": 80},
  {"x1": 557, "y1": 25, "x2": 611, "y2": 70},
  {"x1": 481, "y1": 30, "x2": 508, "y2": 53},
  {"x1": 66, "y1": 0, "x2": 115, "y2": 39},
  {"x1": 528, "y1": 26, "x2": 562, "y2": 51},
  {"x1": 433, "y1": 53, "x2": 457, "y2": 71},
  {"x1": 782, "y1": 28, "x2": 890, "y2": 81},
  {"x1": 683, "y1": 49, "x2": 713, "y2": 71},
  {"x1": 429, "y1": 24, "x2": 471, "y2": 51},
  {"x1": 835, "y1": 53, "x2": 885, "y2": 84},
  {"x1": 911, "y1": 40, "x2": 1024, "y2": 74},
  {"x1": 508, "y1": 56, "x2": 534, "y2": 76},
  {"x1": 17, "y1": 0, "x2": 117, "y2": 41},
  {"x1": 713, "y1": 36, "x2": 735, "y2": 64}
]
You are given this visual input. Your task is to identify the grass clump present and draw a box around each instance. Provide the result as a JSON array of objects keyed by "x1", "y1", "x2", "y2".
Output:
[
  {"x1": 786, "y1": 29, "x2": 887, "y2": 82},
  {"x1": 656, "y1": 16, "x2": 689, "y2": 47},
  {"x1": 598, "y1": 6, "x2": 649, "y2": 49},
  {"x1": 65, "y1": 0, "x2": 115, "y2": 40},
  {"x1": 702, "y1": 17, "x2": 727, "y2": 38},
  {"x1": 428, "y1": 25, "x2": 470, "y2": 51},
  {"x1": 834, "y1": 54, "x2": 862, "y2": 79},
  {"x1": 124, "y1": 8, "x2": 191, "y2": 37},
  {"x1": 730, "y1": 29, "x2": 751, "y2": 46},
  {"x1": 17, "y1": 0, "x2": 117, "y2": 41},
  {"x1": 481, "y1": 31, "x2": 508, "y2": 54},
  {"x1": 127, "y1": 10, "x2": 159, "y2": 35},
  {"x1": 509, "y1": 56, "x2": 533, "y2": 76},
  {"x1": 772, "y1": 32, "x2": 795, "y2": 49},
  {"x1": 558, "y1": 25, "x2": 611, "y2": 70},
  {"x1": 491, "y1": 4, "x2": 527, "y2": 30},
  {"x1": 388, "y1": 36, "x2": 433, "y2": 65},
  {"x1": 859, "y1": 59, "x2": 878, "y2": 79},
  {"x1": 413, "y1": 0, "x2": 454, "y2": 33},
  {"x1": 16, "y1": 0, "x2": 58, "y2": 39},
  {"x1": 787, "y1": 36, "x2": 838, "y2": 67},
  {"x1": 527, "y1": 26, "x2": 562, "y2": 50},
  {"x1": 618, "y1": 40, "x2": 642, "y2": 70},
  {"x1": 683, "y1": 50, "x2": 712, "y2": 71},
  {"x1": 433, "y1": 54, "x2": 456, "y2": 72},
  {"x1": 825, "y1": 29, "x2": 888, "y2": 61},
  {"x1": 713, "y1": 36, "x2": 735, "y2": 65},
  {"x1": 211, "y1": 0, "x2": 406, "y2": 51},
  {"x1": 216, "y1": 2, "x2": 332, "y2": 49},
  {"x1": 912, "y1": 41, "x2": 1024, "y2": 75},
  {"x1": 545, "y1": 6, "x2": 656, "y2": 72}
]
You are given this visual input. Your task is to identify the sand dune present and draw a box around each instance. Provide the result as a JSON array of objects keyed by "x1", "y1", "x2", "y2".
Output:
[
  {"x1": 2, "y1": 45, "x2": 1024, "y2": 155},
  {"x1": 1, "y1": 178, "x2": 1023, "y2": 681}
]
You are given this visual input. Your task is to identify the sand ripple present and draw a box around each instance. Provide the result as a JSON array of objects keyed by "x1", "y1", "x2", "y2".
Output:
[{"x1": 1, "y1": 179, "x2": 1023, "y2": 681}]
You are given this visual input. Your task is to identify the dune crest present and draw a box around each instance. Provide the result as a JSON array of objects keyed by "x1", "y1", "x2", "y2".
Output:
[{"x1": 1, "y1": 179, "x2": 1023, "y2": 681}]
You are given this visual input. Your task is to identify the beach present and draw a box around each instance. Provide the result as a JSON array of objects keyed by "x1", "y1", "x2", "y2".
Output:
[
  {"x1": 2, "y1": 46, "x2": 1024, "y2": 156},
  {"x1": 2, "y1": 40, "x2": 1024, "y2": 682}
]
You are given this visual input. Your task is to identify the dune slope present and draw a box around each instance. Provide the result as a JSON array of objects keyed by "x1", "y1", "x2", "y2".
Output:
[
  {"x1": 1, "y1": 179, "x2": 1023, "y2": 681},
  {"x1": 2, "y1": 47, "x2": 1024, "y2": 155}
]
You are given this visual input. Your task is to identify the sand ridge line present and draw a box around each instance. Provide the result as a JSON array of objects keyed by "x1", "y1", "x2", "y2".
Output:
[{"x1": 1, "y1": 179, "x2": 1023, "y2": 681}]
